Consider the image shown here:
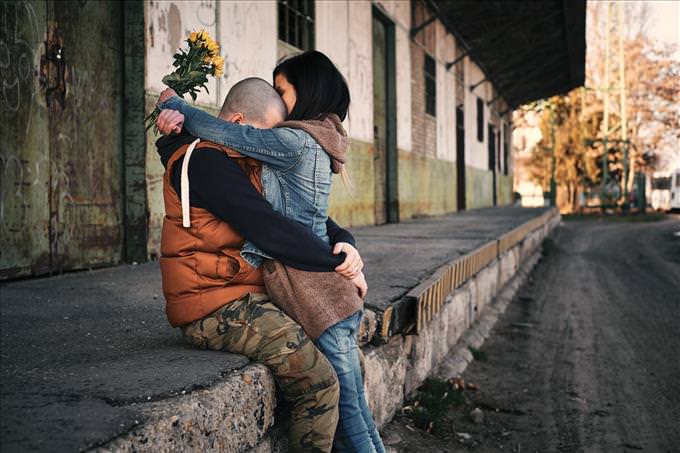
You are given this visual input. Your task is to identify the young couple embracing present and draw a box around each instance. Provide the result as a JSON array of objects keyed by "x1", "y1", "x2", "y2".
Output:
[{"x1": 155, "y1": 50, "x2": 385, "y2": 453}]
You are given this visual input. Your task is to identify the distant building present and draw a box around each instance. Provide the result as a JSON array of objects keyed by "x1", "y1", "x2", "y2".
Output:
[
  {"x1": 0, "y1": 0, "x2": 585, "y2": 278},
  {"x1": 512, "y1": 111, "x2": 545, "y2": 207}
]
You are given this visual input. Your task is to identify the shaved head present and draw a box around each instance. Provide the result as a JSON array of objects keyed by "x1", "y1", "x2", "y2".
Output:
[{"x1": 219, "y1": 77, "x2": 287, "y2": 127}]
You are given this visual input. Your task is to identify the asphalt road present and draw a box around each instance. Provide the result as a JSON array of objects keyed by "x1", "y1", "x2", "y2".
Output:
[{"x1": 384, "y1": 215, "x2": 680, "y2": 453}]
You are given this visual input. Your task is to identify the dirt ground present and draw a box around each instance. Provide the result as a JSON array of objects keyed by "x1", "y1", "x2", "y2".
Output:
[{"x1": 381, "y1": 215, "x2": 680, "y2": 453}]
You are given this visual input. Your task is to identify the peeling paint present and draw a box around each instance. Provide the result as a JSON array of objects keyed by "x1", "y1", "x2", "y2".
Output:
[{"x1": 166, "y1": 3, "x2": 181, "y2": 53}]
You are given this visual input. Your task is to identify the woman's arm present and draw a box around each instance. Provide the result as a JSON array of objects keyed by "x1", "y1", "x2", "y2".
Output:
[
  {"x1": 159, "y1": 96, "x2": 304, "y2": 171},
  {"x1": 170, "y1": 146, "x2": 347, "y2": 271}
]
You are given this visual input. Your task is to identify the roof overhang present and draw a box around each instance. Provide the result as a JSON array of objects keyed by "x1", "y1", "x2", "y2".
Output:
[{"x1": 430, "y1": 0, "x2": 586, "y2": 108}]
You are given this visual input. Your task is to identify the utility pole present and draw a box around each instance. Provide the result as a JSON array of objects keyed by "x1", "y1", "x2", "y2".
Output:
[
  {"x1": 550, "y1": 105, "x2": 557, "y2": 207},
  {"x1": 618, "y1": 2, "x2": 629, "y2": 210},
  {"x1": 601, "y1": 2, "x2": 610, "y2": 208}
]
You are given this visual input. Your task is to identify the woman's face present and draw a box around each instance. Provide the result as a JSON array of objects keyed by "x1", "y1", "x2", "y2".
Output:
[{"x1": 274, "y1": 73, "x2": 297, "y2": 115}]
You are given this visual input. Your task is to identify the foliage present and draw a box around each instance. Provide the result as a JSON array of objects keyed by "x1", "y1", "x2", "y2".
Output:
[
  {"x1": 516, "y1": 2, "x2": 680, "y2": 212},
  {"x1": 404, "y1": 378, "x2": 464, "y2": 434}
]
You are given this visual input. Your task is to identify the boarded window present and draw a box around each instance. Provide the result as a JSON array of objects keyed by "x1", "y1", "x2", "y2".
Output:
[
  {"x1": 476, "y1": 98, "x2": 484, "y2": 142},
  {"x1": 425, "y1": 54, "x2": 436, "y2": 116},
  {"x1": 278, "y1": 0, "x2": 315, "y2": 51}
]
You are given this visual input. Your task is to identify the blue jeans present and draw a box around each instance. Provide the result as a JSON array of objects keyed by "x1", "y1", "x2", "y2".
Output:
[{"x1": 315, "y1": 310, "x2": 386, "y2": 453}]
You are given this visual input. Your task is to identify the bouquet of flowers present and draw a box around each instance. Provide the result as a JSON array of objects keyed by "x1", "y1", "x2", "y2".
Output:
[{"x1": 145, "y1": 30, "x2": 224, "y2": 133}]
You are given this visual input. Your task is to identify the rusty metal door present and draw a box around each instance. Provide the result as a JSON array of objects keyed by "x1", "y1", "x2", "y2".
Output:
[{"x1": 1, "y1": 1, "x2": 123, "y2": 278}]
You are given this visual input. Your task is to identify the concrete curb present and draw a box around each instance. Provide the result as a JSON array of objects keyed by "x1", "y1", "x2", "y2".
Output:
[
  {"x1": 93, "y1": 212, "x2": 560, "y2": 452},
  {"x1": 433, "y1": 248, "x2": 542, "y2": 381},
  {"x1": 92, "y1": 365, "x2": 276, "y2": 453}
]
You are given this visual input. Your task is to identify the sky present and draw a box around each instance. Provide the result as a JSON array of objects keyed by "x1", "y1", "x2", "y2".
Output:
[{"x1": 643, "y1": 0, "x2": 680, "y2": 54}]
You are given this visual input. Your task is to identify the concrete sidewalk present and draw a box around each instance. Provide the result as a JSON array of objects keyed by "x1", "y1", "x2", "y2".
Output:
[{"x1": 0, "y1": 207, "x2": 558, "y2": 452}]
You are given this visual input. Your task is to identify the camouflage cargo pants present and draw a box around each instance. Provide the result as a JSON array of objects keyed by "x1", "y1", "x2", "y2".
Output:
[{"x1": 181, "y1": 293, "x2": 339, "y2": 453}]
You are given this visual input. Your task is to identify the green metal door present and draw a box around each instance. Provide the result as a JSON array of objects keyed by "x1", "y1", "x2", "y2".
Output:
[
  {"x1": 1, "y1": 1, "x2": 124, "y2": 278},
  {"x1": 372, "y1": 7, "x2": 398, "y2": 224},
  {"x1": 0, "y1": 1, "x2": 51, "y2": 277}
]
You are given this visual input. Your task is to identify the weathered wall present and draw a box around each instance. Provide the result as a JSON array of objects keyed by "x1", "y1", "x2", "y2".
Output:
[
  {"x1": 498, "y1": 174, "x2": 514, "y2": 206},
  {"x1": 466, "y1": 166, "x2": 494, "y2": 209},
  {"x1": 464, "y1": 60, "x2": 489, "y2": 171},
  {"x1": 435, "y1": 21, "x2": 457, "y2": 163},
  {"x1": 398, "y1": 150, "x2": 457, "y2": 219},
  {"x1": 327, "y1": 140, "x2": 376, "y2": 227}
]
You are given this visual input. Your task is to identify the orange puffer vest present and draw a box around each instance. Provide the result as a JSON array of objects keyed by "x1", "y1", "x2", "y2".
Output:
[{"x1": 160, "y1": 140, "x2": 266, "y2": 327}]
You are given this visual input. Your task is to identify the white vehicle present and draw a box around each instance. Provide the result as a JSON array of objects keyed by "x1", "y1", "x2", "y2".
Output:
[
  {"x1": 671, "y1": 170, "x2": 680, "y2": 211},
  {"x1": 650, "y1": 172, "x2": 671, "y2": 211}
]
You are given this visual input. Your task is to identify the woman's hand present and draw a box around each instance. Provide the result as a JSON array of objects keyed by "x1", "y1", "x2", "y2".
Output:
[
  {"x1": 334, "y1": 242, "x2": 363, "y2": 279},
  {"x1": 157, "y1": 109, "x2": 185, "y2": 135},
  {"x1": 158, "y1": 88, "x2": 178, "y2": 104},
  {"x1": 351, "y1": 272, "x2": 368, "y2": 299}
]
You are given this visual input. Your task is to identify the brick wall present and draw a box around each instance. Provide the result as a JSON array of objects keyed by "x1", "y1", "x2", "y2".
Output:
[
  {"x1": 410, "y1": 0, "x2": 437, "y2": 156},
  {"x1": 410, "y1": 45, "x2": 437, "y2": 156}
]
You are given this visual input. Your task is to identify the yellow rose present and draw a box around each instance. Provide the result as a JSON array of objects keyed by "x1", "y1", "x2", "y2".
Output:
[
  {"x1": 207, "y1": 41, "x2": 220, "y2": 55},
  {"x1": 215, "y1": 67, "x2": 224, "y2": 78},
  {"x1": 213, "y1": 56, "x2": 224, "y2": 70},
  {"x1": 197, "y1": 30, "x2": 211, "y2": 42},
  {"x1": 189, "y1": 31, "x2": 198, "y2": 43}
]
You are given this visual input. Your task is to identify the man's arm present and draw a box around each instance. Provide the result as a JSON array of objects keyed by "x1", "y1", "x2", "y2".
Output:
[
  {"x1": 326, "y1": 217, "x2": 355, "y2": 247},
  {"x1": 172, "y1": 147, "x2": 347, "y2": 272}
]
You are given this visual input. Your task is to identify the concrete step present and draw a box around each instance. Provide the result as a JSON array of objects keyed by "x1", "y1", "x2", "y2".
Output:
[{"x1": 0, "y1": 207, "x2": 559, "y2": 452}]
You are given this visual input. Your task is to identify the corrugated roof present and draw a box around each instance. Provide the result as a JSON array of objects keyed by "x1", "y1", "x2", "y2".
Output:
[{"x1": 431, "y1": 0, "x2": 586, "y2": 108}]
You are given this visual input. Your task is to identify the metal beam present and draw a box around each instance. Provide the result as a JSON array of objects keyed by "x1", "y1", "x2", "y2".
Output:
[
  {"x1": 410, "y1": 15, "x2": 437, "y2": 38},
  {"x1": 445, "y1": 51, "x2": 467, "y2": 71},
  {"x1": 486, "y1": 93, "x2": 503, "y2": 106},
  {"x1": 469, "y1": 77, "x2": 489, "y2": 92}
]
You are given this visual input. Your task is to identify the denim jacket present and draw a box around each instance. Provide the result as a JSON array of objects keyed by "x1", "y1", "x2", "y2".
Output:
[{"x1": 159, "y1": 96, "x2": 333, "y2": 268}]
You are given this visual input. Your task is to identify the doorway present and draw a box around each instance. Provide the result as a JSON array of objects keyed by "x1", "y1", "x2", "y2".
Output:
[
  {"x1": 0, "y1": 1, "x2": 145, "y2": 278},
  {"x1": 488, "y1": 124, "x2": 497, "y2": 206},
  {"x1": 372, "y1": 7, "x2": 398, "y2": 224},
  {"x1": 456, "y1": 106, "x2": 466, "y2": 210}
]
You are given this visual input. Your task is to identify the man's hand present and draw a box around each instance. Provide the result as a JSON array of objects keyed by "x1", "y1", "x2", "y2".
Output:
[
  {"x1": 334, "y1": 242, "x2": 363, "y2": 279},
  {"x1": 158, "y1": 88, "x2": 178, "y2": 104},
  {"x1": 351, "y1": 272, "x2": 368, "y2": 299},
  {"x1": 157, "y1": 109, "x2": 185, "y2": 135}
]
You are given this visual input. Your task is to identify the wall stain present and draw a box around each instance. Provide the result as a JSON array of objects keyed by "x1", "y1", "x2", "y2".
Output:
[{"x1": 166, "y1": 3, "x2": 181, "y2": 52}]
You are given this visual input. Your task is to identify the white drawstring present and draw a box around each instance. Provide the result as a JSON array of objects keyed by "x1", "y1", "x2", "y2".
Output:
[{"x1": 181, "y1": 138, "x2": 201, "y2": 228}]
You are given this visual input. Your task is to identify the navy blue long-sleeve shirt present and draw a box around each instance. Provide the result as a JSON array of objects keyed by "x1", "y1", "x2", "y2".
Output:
[{"x1": 156, "y1": 133, "x2": 355, "y2": 271}]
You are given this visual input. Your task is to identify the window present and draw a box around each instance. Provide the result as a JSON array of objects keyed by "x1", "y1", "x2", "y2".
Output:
[
  {"x1": 652, "y1": 177, "x2": 671, "y2": 190},
  {"x1": 278, "y1": 0, "x2": 315, "y2": 51},
  {"x1": 488, "y1": 124, "x2": 495, "y2": 171},
  {"x1": 424, "y1": 54, "x2": 436, "y2": 116},
  {"x1": 476, "y1": 98, "x2": 484, "y2": 142}
]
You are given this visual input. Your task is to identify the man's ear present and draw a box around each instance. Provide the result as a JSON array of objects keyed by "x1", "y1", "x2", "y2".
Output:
[{"x1": 224, "y1": 112, "x2": 244, "y2": 124}]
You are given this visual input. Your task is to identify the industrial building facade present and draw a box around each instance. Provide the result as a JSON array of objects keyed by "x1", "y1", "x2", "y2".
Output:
[
  {"x1": 143, "y1": 0, "x2": 515, "y2": 256},
  {"x1": 1, "y1": 0, "x2": 585, "y2": 278}
]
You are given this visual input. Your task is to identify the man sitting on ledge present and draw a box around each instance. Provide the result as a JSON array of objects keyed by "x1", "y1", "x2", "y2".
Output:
[{"x1": 155, "y1": 78, "x2": 363, "y2": 452}]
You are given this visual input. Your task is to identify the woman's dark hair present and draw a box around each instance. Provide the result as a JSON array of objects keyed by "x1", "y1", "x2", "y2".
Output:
[{"x1": 273, "y1": 50, "x2": 350, "y2": 121}]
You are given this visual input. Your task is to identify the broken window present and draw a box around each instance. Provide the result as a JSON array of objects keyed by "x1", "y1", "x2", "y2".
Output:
[{"x1": 278, "y1": 0, "x2": 315, "y2": 51}]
